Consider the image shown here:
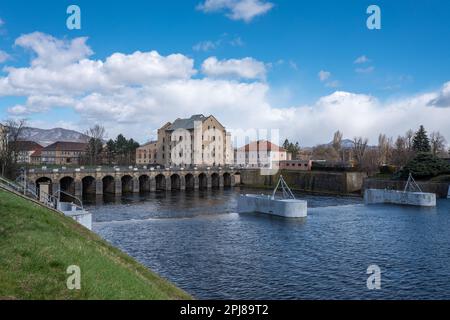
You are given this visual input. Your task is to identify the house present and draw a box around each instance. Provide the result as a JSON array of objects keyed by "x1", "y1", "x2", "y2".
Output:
[
  {"x1": 41, "y1": 141, "x2": 88, "y2": 165},
  {"x1": 235, "y1": 140, "x2": 291, "y2": 168},
  {"x1": 136, "y1": 140, "x2": 158, "y2": 165},
  {"x1": 155, "y1": 114, "x2": 233, "y2": 167},
  {"x1": 12, "y1": 140, "x2": 43, "y2": 164}
]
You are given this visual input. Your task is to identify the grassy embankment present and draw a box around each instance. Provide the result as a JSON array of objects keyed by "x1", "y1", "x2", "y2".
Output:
[{"x1": 0, "y1": 188, "x2": 192, "y2": 300}]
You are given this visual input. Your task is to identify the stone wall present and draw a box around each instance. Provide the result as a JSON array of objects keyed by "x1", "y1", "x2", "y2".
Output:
[
  {"x1": 363, "y1": 178, "x2": 450, "y2": 198},
  {"x1": 239, "y1": 169, "x2": 367, "y2": 195}
]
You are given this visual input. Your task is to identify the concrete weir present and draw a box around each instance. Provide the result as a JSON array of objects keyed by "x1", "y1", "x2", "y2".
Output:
[
  {"x1": 238, "y1": 195, "x2": 307, "y2": 218},
  {"x1": 364, "y1": 189, "x2": 436, "y2": 207}
]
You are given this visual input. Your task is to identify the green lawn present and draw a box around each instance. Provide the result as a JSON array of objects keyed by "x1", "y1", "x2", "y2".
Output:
[{"x1": 0, "y1": 188, "x2": 192, "y2": 300}]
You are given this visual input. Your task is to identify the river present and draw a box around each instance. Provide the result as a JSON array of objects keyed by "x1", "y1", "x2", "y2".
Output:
[{"x1": 85, "y1": 188, "x2": 450, "y2": 300}]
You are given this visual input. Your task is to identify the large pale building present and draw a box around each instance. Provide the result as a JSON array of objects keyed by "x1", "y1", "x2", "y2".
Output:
[
  {"x1": 235, "y1": 140, "x2": 291, "y2": 168},
  {"x1": 155, "y1": 114, "x2": 233, "y2": 167}
]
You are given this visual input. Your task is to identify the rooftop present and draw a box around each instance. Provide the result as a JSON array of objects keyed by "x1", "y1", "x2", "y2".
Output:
[
  {"x1": 166, "y1": 114, "x2": 207, "y2": 131},
  {"x1": 43, "y1": 141, "x2": 88, "y2": 152},
  {"x1": 238, "y1": 140, "x2": 287, "y2": 152}
]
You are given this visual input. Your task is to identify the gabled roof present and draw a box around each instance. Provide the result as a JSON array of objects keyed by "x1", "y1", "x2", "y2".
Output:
[
  {"x1": 43, "y1": 141, "x2": 88, "y2": 152},
  {"x1": 238, "y1": 140, "x2": 287, "y2": 152},
  {"x1": 12, "y1": 140, "x2": 43, "y2": 151},
  {"x1": 166, "y1": 114, "x2": 206, "y2": 131}
]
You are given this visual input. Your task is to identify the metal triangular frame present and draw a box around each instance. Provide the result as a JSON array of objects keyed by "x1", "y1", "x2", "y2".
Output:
[
  {"x1": 272, "y1": 175, "x2": 296, "y2": 200},
  {"x1": 404, "y1": 173, "x2": 422, "y2": 193}
]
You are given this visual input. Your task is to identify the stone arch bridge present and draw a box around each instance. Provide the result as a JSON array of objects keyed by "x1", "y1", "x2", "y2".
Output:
[{"x1": 26, "y1": 167, "x2": 242, "y2": 198}]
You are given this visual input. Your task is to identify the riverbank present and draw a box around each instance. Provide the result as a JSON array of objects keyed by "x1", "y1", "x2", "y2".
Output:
[{"x1": 0, "y1": 188, "x2": 192, "y2": 300}]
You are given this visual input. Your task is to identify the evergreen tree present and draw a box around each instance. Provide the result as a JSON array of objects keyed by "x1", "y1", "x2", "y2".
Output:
[{"x1": 412, "y1": 125, "x2": 431, "y2": 153}]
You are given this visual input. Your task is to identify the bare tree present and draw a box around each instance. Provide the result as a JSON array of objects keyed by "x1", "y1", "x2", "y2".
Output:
[
  {"x1": 352, "y1": 136, "x2": 368, "y2": 167},
  {"x1": 84, "y1": 125, "x2": 106, "y2": 165},
  {"x1": 405, "y1": 129, "x2": 414, "y2": 151},
  {"x1": 378, "y1": 133, "x2": 393, "y2": 165},
  {"x1": 0, "y1": 119, "x2": 27, "y2": 177},
  {"x1": 430, "y1": 131, "x2": 447, "y2": 156},
  {"x1": 332, "y1": 130, "x2": 343, "y2": 161}
]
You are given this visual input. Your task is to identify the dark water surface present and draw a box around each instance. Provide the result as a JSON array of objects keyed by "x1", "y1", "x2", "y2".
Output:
[{"x1": 85, "y1": 188, "x2": 450, "y2": 299}]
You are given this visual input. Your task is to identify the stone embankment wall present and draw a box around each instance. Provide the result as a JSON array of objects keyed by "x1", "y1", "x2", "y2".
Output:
[{"x1": 239, "y1": 169, "x2": 367, "y2": 195}]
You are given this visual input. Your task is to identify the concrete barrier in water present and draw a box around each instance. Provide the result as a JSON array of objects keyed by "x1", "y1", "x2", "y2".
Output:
[
  {"x1": 238, "y1": 194, "x2": 307, "y2": 218},
  {"x1": 364, "y1": 189, "x2": 436, "y2": 207}
]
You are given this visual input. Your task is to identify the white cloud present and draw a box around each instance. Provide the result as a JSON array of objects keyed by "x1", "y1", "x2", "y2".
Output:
[
  {"x1": 193, "y1": 40, "x2": 218, "y2": 52},
  {"x1": 354, "y1": 55, "x2": 371, "y2": 64},
  {"x1": 197, "y1": 0, "x2": 274, "y2": 22},
  {"x1": 355, "y1": 66, "x2": 375, "y2": 74},
  {"x1": 2, "y1": 32, "x2": 450, "y2": 146},
  {"x1": 0, "y1": 50, "x2": 10, "y2": 63},
  {"x1": 201, "y1": 56, "x2": 267, "y2": 80},
  {"x1": 0, "y1": 18, "x2": 4, "y2": 27},
  {"x1": 318, "y1": 70, "x2": 331, "y2": 81},
  {"x1": 15, "y1": 32, "x2": 93, "y2": 68}
]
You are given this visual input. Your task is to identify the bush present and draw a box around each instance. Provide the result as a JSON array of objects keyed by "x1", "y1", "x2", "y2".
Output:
[
  {"x1": 395, "y1": 152, "x2": 450, "y2": 179},
  {"x1": 380, "y1": 165, "x2": 397, "y2": 175}
]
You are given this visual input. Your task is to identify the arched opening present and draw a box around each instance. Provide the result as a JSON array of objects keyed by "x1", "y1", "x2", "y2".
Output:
[
  {"x1": 211, "y1": 173, "x2": 220, "y2": 189},
  {"x1": 198, "y1": 173, "x2": 207, "y2": 189},
  {"x1": 82, "y1": 176, "x2": 96, "y2": 196},
  {"x1": 171, "y1": 174, "x2": 181, "y2": 190},
  {"x1": 102, "y1": 176, "x2": 115, "y2": 194},
  {"x1": 121, "y1": 175, "x2": 133, "y2": 194},
  {"x1": 36, "y1": 177, "x2": 52, "y2": 196},
  {"x1": 60, "y1": 176, "x2": 75, "y2": 201},
  {"x1": 155, "y1": 174, "x2": 166, "y2": 191},
  {"x1": 139, "y1": 175, "x2": 150, "y2": 193},
  {"x1": 60, "y1": 176, "x2": 75, "y2": 195},
  {"x1": 223, "y1": 172, "x2": 231, "y2": 188},
  {"x1": 185, "y1": 174, "x2": 194, "y2": 190}
]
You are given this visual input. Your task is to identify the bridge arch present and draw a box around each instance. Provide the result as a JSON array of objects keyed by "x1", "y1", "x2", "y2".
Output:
[
  {"x1": 211, "y1": 173, "x2": 220, "y2": 189},
  {"x1": 155, "y1": 174, "x2": 166, "y2": 191},
  {"x1": 234, "y1": 172, "x2": 241, "y2": 185},
  {"x1": 223, "y1": 172, "x2": 231, "y2": 188},
  {"x1": 102, "y1": 175, "x2": 115, "y2": 194},
  {"x1": 198, "y1": 173, "x2": 207, "y2": 189},
  {"x1": 121, "y1": 175, "x2": 133, "y2": 193},
  {"x1": 82, "y1": 176, "x2": 96, "y2": 196},
  {"x1": 139, "y1": 175, "x2": 150, "y2": 193},
  {"x1": 185, "y1": 173, "x2": 194, "y2": 190},
  {"x1": 171, "y1": 174, "x2": 181, "y2": 190},
  {"x1": 60, "y1": 176, "x2": 75, "y2": 195}
]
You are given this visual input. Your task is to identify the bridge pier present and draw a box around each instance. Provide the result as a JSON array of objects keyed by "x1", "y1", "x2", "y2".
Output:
[
  {"x1": 219, "y1": 175, "x2": 224, "y2": 188},
  {"x1": 180, "y1": 175, "x2": 186, "y2": 191},
  {"x1": 96, "y1": 180, "x2": 103, "y2": 195},
  {"x1": 166, "y1": 176, "x2": 171, "y2": 191},
  {"x1": 150, "y1": 177, "x2": 156, "y2": 192},
  {"x1": 115, "y1": 178, "x2": 122, "y2": 195},
  {"x1": 132, "y1": 178, "x2": 140, "y2": 193},
  {"x1": 75, "y1": 180, "x2": 82, "y2": 198},
  {"x1": 194, "y1": 176, "x2": 199, "y2": 189}
]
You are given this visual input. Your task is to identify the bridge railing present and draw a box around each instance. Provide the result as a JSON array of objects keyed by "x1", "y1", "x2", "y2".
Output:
[{"x1": 27, "y1": 164, "x2": 243, "y2": 174}]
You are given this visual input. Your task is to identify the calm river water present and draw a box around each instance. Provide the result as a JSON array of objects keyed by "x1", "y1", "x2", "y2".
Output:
[{"x1": 85, "y1": 188, "x2": 450, "y2": 300}]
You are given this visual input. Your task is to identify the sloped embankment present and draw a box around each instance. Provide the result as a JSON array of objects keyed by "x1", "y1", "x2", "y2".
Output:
[{"x1": 0, "y1": 188, "x2": 191, "y2": 300}]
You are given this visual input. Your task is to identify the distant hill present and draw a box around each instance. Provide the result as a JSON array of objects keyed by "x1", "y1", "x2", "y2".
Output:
[{"x1": 19, "y1": 127, "x2": 89, "y2": 147}]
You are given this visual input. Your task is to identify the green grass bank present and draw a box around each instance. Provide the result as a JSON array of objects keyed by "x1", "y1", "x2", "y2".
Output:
[{"x1": 0, "y1": 188, "x2": 192, "y2": 300}]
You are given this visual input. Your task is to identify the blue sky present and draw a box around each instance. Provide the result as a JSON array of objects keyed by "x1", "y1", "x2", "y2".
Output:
[{"x1": 1, "y1": 0, "x2": 450, "y2": 145}]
